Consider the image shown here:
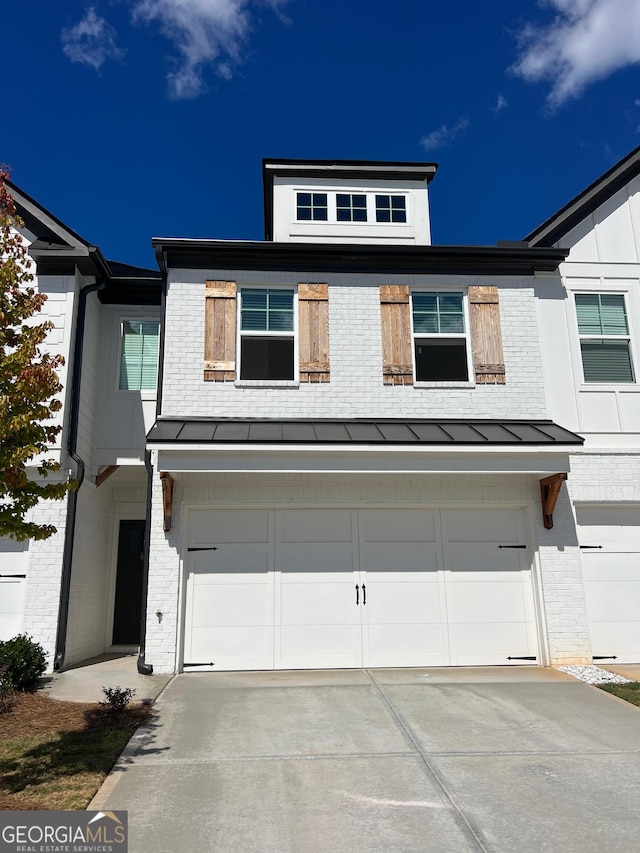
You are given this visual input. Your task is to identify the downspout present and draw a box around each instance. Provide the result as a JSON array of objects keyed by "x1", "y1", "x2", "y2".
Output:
[
  {"x1": 137, "y1": 450, "x2": 154, "y2": 675},
  {"x1": 53, "y1": 278, "x2": 106, "y2": 671},
  {"x1": 137, "y1": 251, "x2": 167, "y2": 675}
]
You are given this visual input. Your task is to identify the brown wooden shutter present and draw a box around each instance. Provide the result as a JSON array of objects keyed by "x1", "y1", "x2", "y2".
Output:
[
  {"x1": 380, "y1": 285, "x2": 413, "y2": 385},
  {"x1": 468, "y1": 286, "x2": 506, "y2": 384},
  {"x1": 298, "y1": 283, "x2": 330, "y2": 383},
  {"x1": 203, "y1": 280, "x2": 237, "y2": 381}
]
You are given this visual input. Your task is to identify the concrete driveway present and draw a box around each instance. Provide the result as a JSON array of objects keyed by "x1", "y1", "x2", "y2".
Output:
[{"x1": 92, "y1": 667, "x2": 640, "y2": 852}]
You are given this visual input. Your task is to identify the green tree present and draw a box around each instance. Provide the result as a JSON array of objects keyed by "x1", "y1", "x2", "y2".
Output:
[{"x1": 0, "y1": 169, "x2": 72, "y2": 540}]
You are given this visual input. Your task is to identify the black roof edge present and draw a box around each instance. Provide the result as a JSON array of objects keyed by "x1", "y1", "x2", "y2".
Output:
[
  {"x1": 525, "y1": 145, "x2": 640, "y2": 247},
  {"x1": 150, "y1": 238, "x2": 568, "y2": 276},
  {"x1": 262, "y1": 158, "x2": 439, "y2": 241},
  {"x1": 6, "y1": 177, "x2": 92, "y2": 249}
]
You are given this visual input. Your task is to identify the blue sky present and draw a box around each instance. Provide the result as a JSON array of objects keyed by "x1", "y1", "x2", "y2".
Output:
[{"x1": 3, "y1": 1, "x2": 640, "y2": 268}]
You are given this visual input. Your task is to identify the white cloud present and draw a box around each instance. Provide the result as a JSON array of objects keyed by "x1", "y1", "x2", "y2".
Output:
[
  {"x1": 419, "y1": 118, "x2": 469, "y2": 153},
  {"x1": 61, "y1": 7, "x2": 125, "y2": 71},
  {"x1": 494, "y1": 94, "x2": 508, "y2": 112},
  {"x1": 131, "y1": 0, "x2": 287, "y2": 99},
  {"x1": 512, "y1": 0, "x2": 640, "y2": 106}
]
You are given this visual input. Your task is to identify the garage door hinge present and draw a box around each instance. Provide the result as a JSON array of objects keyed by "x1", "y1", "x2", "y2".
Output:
[
  {"x1": 592, "y1": 655, "x2": 617, "y2": 660},
  {"x1": 183, "y1": 662, "x2": 216, "y2": 667},
  {"x1": 507, "y1": 656, "x2": 536, "y2": 661},
  {"x1": 498, "y1": 545, "x2": 526, "y2": 549},
  {"x1": 187, "y1": 547, "x2": 219, "y2": 552},
  {"x1": 0, "y1": 574, "x2": 26, "y2": 578},
  {"x1": 579, "y1": 545, "x2": 602, "y2": 549}
]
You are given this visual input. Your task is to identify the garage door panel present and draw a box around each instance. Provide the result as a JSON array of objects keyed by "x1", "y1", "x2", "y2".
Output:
[
  {"x1": 192, "y1": 546, "x2": 270, "y2": 577},
  {"x1": 582, "y1": 553, "x2": 639, "y2": 582},
  {"x1": 280, "y1": 544, "x2": 355, "y2": 574},
  {"x1": 279, "y1": 625, "x2": 361, "y2": 669},
  {"x1": 366, "y1": 580, "x2": 441, "y2": 624},
  {"x1": 449, "y1": 622, "x2": 535, "y2": 665},
  {"x1": 361, "y1": 510, "x2": 437, "y2": 542},
  {"x1": 280, "y1": 581, "x2": 357, "y2": 625},
  {"x1": 443, "y1": 510, "x2": 522, "y2": 543},
  {"x1": 446, "y1": 543, "x2": 523, "y2": 577},
  {"x1": 446, "y1": 580, "x2": 528, "y2": 624},
  {"x1": 367, "y1": 623, "x2": 447, "y2": 667},
  {"x1": 189, "y1": 626, "x2": 272, "y2": 668},
  {"x1": 584, "y1": 581, "x2": 640, "y2": 621},
  {"x1": 590, "y1": 623, "x2": 640, "y2": 658},
  {"x1": 362, "y1": 542, "x2": 439, "y2": 573},
  {"x1": 280, "y1": 510, "x2": 353, "y2": 543},
  {"x1": 191, "y1": 509, "x2": 270, "y2": 544}
]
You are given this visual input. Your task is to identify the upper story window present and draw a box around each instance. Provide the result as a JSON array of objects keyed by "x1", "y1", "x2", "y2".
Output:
[
  {"x1": 296, "y1": 193, "x2": 327, "y2": 221},
  {"x1": 119, "y1": 320, "x2": 159, "y2": 391},
  {"x1": 575, "y1": 293, "x2": 635, "y2": 383},
  {"x1": 411, "y1": 291, "x2": 469, "y2": 382},
  {"x1": 239, "y1": 288, "x2": 295, "y2": 380},
  {"x1": 336, "y1": 194, "x2": 367, "y2": 222},
  {"x1": 376, "y1": 195, "x2": 406, "y2": 223}
]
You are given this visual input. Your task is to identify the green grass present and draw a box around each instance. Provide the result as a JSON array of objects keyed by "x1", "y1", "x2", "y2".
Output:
[
  {"x1": 0, "y1": 727, "x2": 136, "y2": 810},
  {"x1": 598, "y1": 681, "x2": 640, "y2": 707}
]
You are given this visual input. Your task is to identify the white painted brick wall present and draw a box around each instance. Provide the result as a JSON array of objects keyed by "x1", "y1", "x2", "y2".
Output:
[
  {"x1": 144, "y1": 468, "x2": 592, "y2": 673},
  {"x1": 64, "y1": 481, "x2": 114, "y2": 665},
  {"x1": 160, "y1": 271, "x2": 548, "y2": 420}
]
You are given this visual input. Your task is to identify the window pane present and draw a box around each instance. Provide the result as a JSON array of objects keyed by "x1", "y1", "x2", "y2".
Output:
[
  {"x1": 297, "y1": 193, "x2": 311, "y2": 206},
  {"x1": 241, "y1": 310, "x2": 267, "y2": 330},
  {"x1": 337, "y1": 209, "x2": 351, "y2": 221},
  {"x1": 415, "y1": 339, "x2": 468, "y2": 382},
  {"x1": 297, "y1": 208, "x2": 312, "y2": 220},
  {"x1": 600, "y1": 294, "x2": 628, "y2": 335},
  {"x1": 268, "y1": 291, "x2": 293, "y2": 311},
  {"x1": 312, "y1": 194, "x2": 326, "y2": 205},
  {"x1": 336, "y1": 195, "x2": 349, "y2": 207},
  {"x1": 438, "y1": 292, "x2": 463, "y2": 313},
  {"x1": 241, "y1": 338, "x2": 294, "y2": 380},
  {"x1": 242, "y1": 290, "x2": 267, "y2": 311},
  {"x1": 391, "y1": 196, "x2": 405, "y2": 210},
  {"x1": 354, "y1": 208, "x2": 367, "y2": 221},
  {"x1": 439, "y1": 314, "x2": 465, "y2": 333},
  {"x1": 413, "y1": 314, "x2": 439, "y2": 334},
  {"x1": 119, "y1": 320, "x2": 159, "y2": 391},
  {"x1": 377, "y1": 209, "x2": 391, "y2": 222},
  {"x1": 268, "y1": 312, "x2": 294, "y2": 331},
  {"x1": 391, "y1": 210, "x2": 407, "y2": 222},
  {"x1": 581, "y1": 341, "x2": 634, "y2": 383},
  {"x1": 353, "y1": 195, "x2": 366, "y2": 207},
  {"x1": 376, "y1": 195, "x2": 389, "y2": 207},
  {"x1": 412, "y1": 292, "x2": 438, "y2": 312},
  {"x1": 314, "y1": 208, "x2": 328, "y2": 221}
]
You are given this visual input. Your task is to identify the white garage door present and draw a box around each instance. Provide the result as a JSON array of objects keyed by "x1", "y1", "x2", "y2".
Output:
[
  {"x1": 577, "y1": 506, "x2": 640, "y2": 663},
  {"x1": 0, "y1": 537, "x2": 29, "y2": 641},
  {"x1": 184, "y1": 508, "x2": 538, "y2": 670}
]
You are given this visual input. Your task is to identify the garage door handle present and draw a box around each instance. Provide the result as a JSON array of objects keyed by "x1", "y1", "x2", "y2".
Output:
[
  {"x1": 362, "y1": 584, "x2": 366, "y2": 605},
  {"x1": 355, "y1": 584, "x2": 359, "y2": 605}
]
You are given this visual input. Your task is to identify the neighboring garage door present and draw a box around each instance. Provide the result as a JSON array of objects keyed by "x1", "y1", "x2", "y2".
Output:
[
  {"x1": 0, "y1": 537, "x2": 29, "y2": 641},
  {"x1": 577, "y1": 505, "x2": 640, "y2": 663},
  {"x1": 183, "y1": 508, "x2": 538, "y2": 671}
]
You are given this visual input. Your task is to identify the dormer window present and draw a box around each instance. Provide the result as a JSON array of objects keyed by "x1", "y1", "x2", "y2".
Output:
[
  {"x1": 336, "y1": 194, "x2": 367, "y2": 222},
  {"x1": 376, "y1": 195, "x2": 406, "y2": 223},
  {"x1": 296, "y1": 193, "x2": 327, "y2": 221}
]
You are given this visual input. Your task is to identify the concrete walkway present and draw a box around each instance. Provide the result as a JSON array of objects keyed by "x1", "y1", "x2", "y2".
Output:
[
  {"x1": 91, "y1": 666, "x2": 640, "y2": 852},
  {"x1": 38, "y1": 653, "x2": 172, "y2": 704}
]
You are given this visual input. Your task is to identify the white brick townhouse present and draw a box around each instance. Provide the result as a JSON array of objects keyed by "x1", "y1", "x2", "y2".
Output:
[
  {"x1": 0, "y1": 181, "x2": 161, "y2": 672},
  {"x1": 4, "y1": 150, "x2": 640, "y2": 675}
]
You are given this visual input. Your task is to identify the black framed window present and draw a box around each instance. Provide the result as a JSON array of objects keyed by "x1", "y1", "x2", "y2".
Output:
[
  {"x1": 296, "y1": 193, "x2": 328, "y2": 221},
  {"x1": 336, "y1": 193, "x2": 367, "y2": 222},
  {"x1": 376, "y1": 195, "x2": 407, "y2": 223}
]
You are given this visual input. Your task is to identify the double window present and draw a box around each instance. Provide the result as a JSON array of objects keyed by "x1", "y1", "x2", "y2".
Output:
[
  {"x1": 239, "y1": 288, "x2": 295, "y2": 380},
  {"x1": 411, "y1": 291, "x2": 470, "y2": 382},
  {"x1": 119, "y1": 320, "x2": 160, "y2": 391},
  {"x1": 575, "y1": 293, "x2": 635, "y2": 383}
]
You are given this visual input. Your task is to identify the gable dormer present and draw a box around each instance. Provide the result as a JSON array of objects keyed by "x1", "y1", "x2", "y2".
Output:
[{"x1": 263, "y1": 159, "x2": 437, "y2": 245}]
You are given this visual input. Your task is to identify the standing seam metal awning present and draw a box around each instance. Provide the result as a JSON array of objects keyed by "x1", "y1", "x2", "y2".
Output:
[{"x1": 147, "y1": 418, "x2": 583, "y2": 446}]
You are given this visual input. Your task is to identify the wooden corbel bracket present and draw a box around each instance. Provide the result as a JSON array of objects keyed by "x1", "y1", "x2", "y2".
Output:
[
  {"x1": 160, "y1": 472, "x2": 174, "y2": 532},
  {"x1": 540, "y1": 473, "x2": 567, "y2": 529},
  {"x1": 96, "y1": 465, "x2": 119, "y2": 487}
]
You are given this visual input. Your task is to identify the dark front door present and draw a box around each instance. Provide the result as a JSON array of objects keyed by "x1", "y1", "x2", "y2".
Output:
[{"x1": 112, "y1": 519, "x2": 145, "y2": 645}]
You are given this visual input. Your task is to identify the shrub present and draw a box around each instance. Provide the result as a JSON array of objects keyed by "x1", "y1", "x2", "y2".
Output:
[
  {"x1": 0, "y1": 664, "x2": 15, "y2": 713},
  {"x1": 100, "y1": 686, "x2": 137, "y2": 712},
  {"x1": 0, "y1": 634, "x2": 47, "y2": 690}
]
